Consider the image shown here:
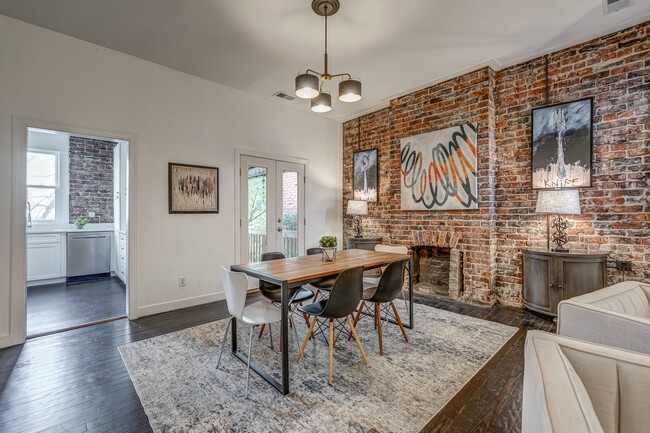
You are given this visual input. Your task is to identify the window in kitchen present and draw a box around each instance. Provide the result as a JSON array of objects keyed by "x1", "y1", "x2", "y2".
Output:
[{"x1": 26, "y1": 150, "x2": 60, "y2": 222}]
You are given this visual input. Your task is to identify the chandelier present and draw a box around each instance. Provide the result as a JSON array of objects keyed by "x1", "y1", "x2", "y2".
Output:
[{"x1": 295, "y1": 0, "x2": 362, "y2": 113}]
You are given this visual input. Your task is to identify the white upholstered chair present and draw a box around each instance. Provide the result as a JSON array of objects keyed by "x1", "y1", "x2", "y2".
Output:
[
  {"x1": 523, "y1": 330, "x2": 650, "y2": 433},
  {"x1": 558, "y1": 281, "x2": 650, "y2": 355}
]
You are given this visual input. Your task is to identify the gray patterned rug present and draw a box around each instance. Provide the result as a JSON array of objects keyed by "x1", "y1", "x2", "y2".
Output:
[{"x1": 119, "y1": 303, "x2": 517, "y2": 433}]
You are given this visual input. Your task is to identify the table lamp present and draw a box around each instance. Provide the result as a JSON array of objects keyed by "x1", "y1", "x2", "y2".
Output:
[
  {"x1": 535, "y1": 189, "x2": 581, "y2": 252},
  {"x1": 347, "y1": 200, "x2": 368, "y2": 238}
]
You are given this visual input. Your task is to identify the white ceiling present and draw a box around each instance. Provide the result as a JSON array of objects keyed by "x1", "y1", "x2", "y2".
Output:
[{"x1": 1, "y1": 0, "x2": 649, "y2": 121}]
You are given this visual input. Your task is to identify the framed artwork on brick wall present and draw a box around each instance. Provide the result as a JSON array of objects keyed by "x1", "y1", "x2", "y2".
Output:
[
  {"x1": 353, "y1": 149, "x2": 378, "y2": 202},
  {"x1": 168, "y1": 163, "x2": 219, "y2": 213},
  {"x1": 400, "y1": 123, "x2": 478, "y2": 210},
  {"x1": 531, "y1": 97, "x2": 593, "y2": 189}
]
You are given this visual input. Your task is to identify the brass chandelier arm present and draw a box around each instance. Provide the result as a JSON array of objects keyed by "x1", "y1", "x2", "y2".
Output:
[{"x1": 304, "y1": 69, "x2": 352, "y2": 80}]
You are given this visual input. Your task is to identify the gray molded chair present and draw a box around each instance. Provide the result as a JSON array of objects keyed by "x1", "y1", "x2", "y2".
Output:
[
  {"x1": 257, "y1": 252, "x2": 313, "y2": 348},
  {"x1": 350, "y1": 259, "x2": 409, "y2": 356},
  {"x1": 296, "y1": 266, "x2": 369, "y2": 384},
  {"x1": 305, "y1": 247, "x2": 337, "y2": 301},
  {"x1": 363, "y1": 244, "x2": 410, "y2": 313}
]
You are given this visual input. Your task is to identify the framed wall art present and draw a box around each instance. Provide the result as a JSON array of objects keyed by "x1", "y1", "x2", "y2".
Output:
[
  {"x1": 168, "y1": 163, "x2": 219, "y2": 214},
  {"x1": 400, "y1": 123, "x2": 478, "y2": 211},
  {"x1": 531, "y1": 97, "x2": 593, "y2": 189},
  {"x1": 353, "y1": 148, "x2": 378, "y2": 202}
]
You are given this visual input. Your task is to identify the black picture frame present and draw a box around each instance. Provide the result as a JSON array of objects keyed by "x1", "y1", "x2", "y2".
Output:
[
  {"x1": 353, "y1": 148, "x2": 378, "y2": 202},
  {"x1": 168, "y1": 162, "x2": 219, "y2": 214},
  {"x1": 531, "y1": 97, "x2": 593, "y2": 190}
]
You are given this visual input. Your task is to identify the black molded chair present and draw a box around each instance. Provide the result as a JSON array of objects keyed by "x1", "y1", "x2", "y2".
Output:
[
  {"x1": 296, "y1": 266, "x2": 369, "y2": 384},
  {"x1": 258, "y1": 252, "x2": 313, "y2": 348},
  {"x1": 305, "y1": 247, "x2": 337, "y2": 301},
  {"x1": 350, "y1": 259, "x2": 409, "y2": 356}
]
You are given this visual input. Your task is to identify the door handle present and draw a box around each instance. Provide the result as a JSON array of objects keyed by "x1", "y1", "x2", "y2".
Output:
[{"x1": 277, "y1": 227, "x2": 283, "y2": 232}]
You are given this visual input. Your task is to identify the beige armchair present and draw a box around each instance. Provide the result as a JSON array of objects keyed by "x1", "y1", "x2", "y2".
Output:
[
  {"x1": 523, "y1": 331, "x2": 650, "y2": 433},
  {"x1": 557, "y1": 281, "x2": 650, "y2": 355}
]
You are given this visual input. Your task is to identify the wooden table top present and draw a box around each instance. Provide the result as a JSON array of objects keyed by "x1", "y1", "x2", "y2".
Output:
[{"x1": 231, "y1": 249, "x2": 411, "y2": 284}]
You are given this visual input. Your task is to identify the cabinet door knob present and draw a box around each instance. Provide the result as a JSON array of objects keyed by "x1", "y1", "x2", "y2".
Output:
[{"x1": 548, "y1": 283, "x2": 553, "y2": 288}]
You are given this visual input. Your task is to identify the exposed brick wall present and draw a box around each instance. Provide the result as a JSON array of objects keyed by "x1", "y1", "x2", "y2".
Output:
[
  {"x1": 69, "y1": 136, "x2": 114, "y2": 223},
  {"x1": 343, "y1": 22, "x2": 649, "y2": 306}
]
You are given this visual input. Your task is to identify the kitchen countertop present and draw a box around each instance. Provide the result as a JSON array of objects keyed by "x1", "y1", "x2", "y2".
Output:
[{"x1": 27, "y1": 226, "x2": 115, "y2": 234}]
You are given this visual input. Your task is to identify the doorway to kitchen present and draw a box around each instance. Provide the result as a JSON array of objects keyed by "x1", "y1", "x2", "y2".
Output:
[
  {"x1": 239, "y1": 155, "x2": 305, "y2": 264},
  {"x1": 25, "y1": 127, "x2": 130, "y2": 338}
]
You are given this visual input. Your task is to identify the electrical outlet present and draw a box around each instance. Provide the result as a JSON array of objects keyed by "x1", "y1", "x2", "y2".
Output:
[
  {"x1": 178, "y1": 276, "x2": 186, "y2": 287},
  {"x1": 88, "y1": 211, "x2": 95, "y2": 218},
  {"x1": 616, "y1": 261, "x2": 632, "y2": 272}
]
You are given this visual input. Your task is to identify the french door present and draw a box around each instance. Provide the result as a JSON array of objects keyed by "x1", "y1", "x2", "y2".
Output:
[{"x1": 240, "y1": 155, "x2": 305, "y2": 263}]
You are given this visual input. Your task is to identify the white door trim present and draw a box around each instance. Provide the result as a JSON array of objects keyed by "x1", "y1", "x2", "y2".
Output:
[
  {"x1": 234, "y1": 148, "x2": 308, "y2": 267},
  {"x1": 7, "y1": 116, "x2": 139, "y2": 348}
]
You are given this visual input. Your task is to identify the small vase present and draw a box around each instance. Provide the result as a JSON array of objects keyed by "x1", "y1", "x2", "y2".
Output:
[{"x1": 321, "y1": 247, "x2": 337, "y2": 262}]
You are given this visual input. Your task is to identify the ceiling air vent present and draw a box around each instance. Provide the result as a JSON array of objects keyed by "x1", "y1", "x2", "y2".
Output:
[
  {"x1": 603, "y1": 0, "x2": 634, "y2": 15},
  {"x1": 273, "y1": 91, "x2": 295, "y2": 101}
]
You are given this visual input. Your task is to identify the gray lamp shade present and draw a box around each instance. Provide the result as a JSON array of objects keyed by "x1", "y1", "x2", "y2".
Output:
[
  {"x1": 295, "y1": 73, "x2": 319, "y2": 99},
  {"x1": 346, "y1": 199, "x2": 368, "y2": 215},
  {"x1": 339, "y1": 79, "x2": 362, "y2": 102},
  {"x1": 310, "y1": 92, "x2": 332, "y2": 113},
  {"x1": 535, "y1": 189, "x2": 581, "y2": 215}
]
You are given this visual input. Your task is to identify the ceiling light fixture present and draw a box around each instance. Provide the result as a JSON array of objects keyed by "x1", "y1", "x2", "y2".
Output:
[{"x1": 295, "y1": 0, "x2": 362, "y2": 113}]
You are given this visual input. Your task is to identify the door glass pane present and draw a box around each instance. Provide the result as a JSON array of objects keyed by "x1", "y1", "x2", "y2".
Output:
[
  {"x1": 247, "y1": 166, "x2": 267, "y2": 262},
  {"x1": 27, "y1": 187, "x2": 56, "y2": 220},
  {"x1": 282, "y1": 170, "x2": 299, "y2": 258}
]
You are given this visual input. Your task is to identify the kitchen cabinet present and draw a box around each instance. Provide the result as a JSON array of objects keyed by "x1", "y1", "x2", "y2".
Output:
[{"x1": 27, "y1": 233, "x2": 63, "y2": 281}]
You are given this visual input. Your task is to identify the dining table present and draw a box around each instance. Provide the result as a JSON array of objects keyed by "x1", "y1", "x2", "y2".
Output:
[{"x1": 230, "y1": 248, "x2": 413, "y2": 395}]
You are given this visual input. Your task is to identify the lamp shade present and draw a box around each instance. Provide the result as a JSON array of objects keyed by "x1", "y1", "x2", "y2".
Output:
[
  {"x1": 339, "y1": 79, "x2": 362, "y2": 102},
  {"x1": 535, "y1": 189, "x2": 581, "y2": 215},
  {"x1": 310, "y1": 92, "x2": 332, "y2": 113},
  {"x1": 295, "y1": 73, "x2": 319, "y2": 99},
  {"x1": 347, "y1": 200, "x2": 368, "y2": 215}
]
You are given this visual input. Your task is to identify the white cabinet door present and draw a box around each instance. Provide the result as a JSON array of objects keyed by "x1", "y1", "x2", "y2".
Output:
[{"x1": 27, "y1": 242, "x2": 62, "y2": 280}]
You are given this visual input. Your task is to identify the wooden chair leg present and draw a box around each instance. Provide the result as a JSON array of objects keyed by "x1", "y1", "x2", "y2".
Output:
[
  {"x1": 391, "y1": 301, "x2": 409, "y2": 343},
  {"x1": 258, "y1": 323, "x2": 265, "y2": 339},
  {"x1": 312, "y1": 290, "x2": 320, "y2": 302},
  {"x1": 297, "y1": 316, "x2": 317, "y2": 363},
  {"x1": 328, "y1": 319, "x2": 334, "y2": 385},
  {"x1": 376, "y1": 303, "x2": 383, "y2": 356},
  {"x1": 346, "y1": 316, "x2": 369, "y2": 364},
  {"x1": 348, "y1": 301, "x2": 365, "y2": 341}
]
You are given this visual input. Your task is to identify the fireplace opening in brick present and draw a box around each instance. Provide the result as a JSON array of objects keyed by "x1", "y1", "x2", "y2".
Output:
[{"x1": 412, "y1": 246, "x2": 464, "y2": 299}]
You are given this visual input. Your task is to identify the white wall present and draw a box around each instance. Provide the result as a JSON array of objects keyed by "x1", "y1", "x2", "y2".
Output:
[{"x1": 0, "y1": 15, "x2": 342, "y2": 346}]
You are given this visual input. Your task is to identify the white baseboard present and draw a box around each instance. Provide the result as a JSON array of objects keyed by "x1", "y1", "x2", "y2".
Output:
[
  {"x1": 0, "y1": 334, "x2": 12, "y2": 349},
  {"x1": 137, "y1": 292, "x2": 226, "y2": 318},
  {"x1": 27, "y1": 277, "x2": 66, "y2": 287}
]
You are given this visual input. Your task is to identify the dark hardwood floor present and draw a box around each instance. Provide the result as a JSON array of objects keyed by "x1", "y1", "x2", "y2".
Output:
[
  {"x1": 0, "y1": 292, "x2": 554, "y2": 433},
  {"x1": 27, "y1": 277, "x2": 126, "y2": 336}
]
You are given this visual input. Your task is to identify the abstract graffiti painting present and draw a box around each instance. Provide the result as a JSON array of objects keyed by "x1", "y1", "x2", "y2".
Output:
[
  {"x1": 531, "y1": 98, "x2": 593, "y2": 189},
  {"x1": 400, "y1": 123, "x2": 478, "y2": 211},
  {"x1": 353, "y1": 149, "x2": 378, "y2": 202},
  {"x1": 168, "y1": 163, "x2": 219, "y2": 213}
]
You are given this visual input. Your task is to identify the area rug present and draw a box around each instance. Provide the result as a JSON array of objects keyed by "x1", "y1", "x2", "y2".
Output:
[{"x1": 119, "y1": 303, "x2": 517, "y2": 433}]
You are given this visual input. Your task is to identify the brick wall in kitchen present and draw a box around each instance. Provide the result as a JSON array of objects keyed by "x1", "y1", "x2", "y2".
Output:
[
  {"x1": 342, "y1": 21, "x2": 649, "y2": 306},
  {"x1": 69, "y1": 136, "x2": 114, "y2": 224}
]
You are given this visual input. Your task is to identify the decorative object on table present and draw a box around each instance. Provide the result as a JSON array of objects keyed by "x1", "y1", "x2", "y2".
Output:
[
  {"x1": 319, "y1": 235, "x2": 337, "y2": 261},
  {"x1": 531, "y1": 97, "x2": 593, "y2": 189},
  {"x1": 293, "y1": 0, "x2": 362, "y2": 113},
  {"x1": 346, "y1": 200, "x2": 368, "y2": 238},
  {"x1": 521, "y1": 249, "x2": 607, "y2": 317},
  {"x1": 353, "y1": 149, "x2": 378, "y2": 202},
  {"x1": 535, "y1": 189, "x2": 581, "y2": 252},
  {"x1": 168, "y1": 163, "x2": 219, "y2": 214},
  {"x1": 74, "y1": 217, "x2": 88, "y2": 229},
  {"x1": 400, "y1": 123, "x2": 478, "y2": 211}
]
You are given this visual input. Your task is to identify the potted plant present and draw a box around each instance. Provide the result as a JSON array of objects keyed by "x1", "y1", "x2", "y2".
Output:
[
  {"x1": 75, "y1": 217, "x2": 89, "y2": 230},
  {"x1": 319, "y1": 235, "x2": 337, "y2": 262}
]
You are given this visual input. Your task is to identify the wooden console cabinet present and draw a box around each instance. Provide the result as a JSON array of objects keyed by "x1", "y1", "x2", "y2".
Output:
[
  {"x1": 346, "y1": 237, "x2": 381, "y2": 251},
  {"x1": 522, "y1": 249, "x2": 607, "y2": 317}
]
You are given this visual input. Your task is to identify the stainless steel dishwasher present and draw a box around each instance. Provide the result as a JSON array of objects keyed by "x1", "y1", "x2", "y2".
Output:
[{"x1": 67, "y1": 231, "x2": 111, "y2": 281}]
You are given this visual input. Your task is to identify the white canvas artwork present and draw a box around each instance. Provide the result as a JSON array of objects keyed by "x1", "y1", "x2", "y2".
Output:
[{"x1": 400, "y1": 123, "x2": 478, "y2": 211}]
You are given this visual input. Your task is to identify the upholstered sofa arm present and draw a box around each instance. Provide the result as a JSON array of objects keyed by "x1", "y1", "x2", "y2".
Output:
[
  {"x1": 557, "y1": 282, "x2": 650, "y2": 355},
  {"x1": 558, "y1": 301, "x2": 650, "y2": 355}
]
